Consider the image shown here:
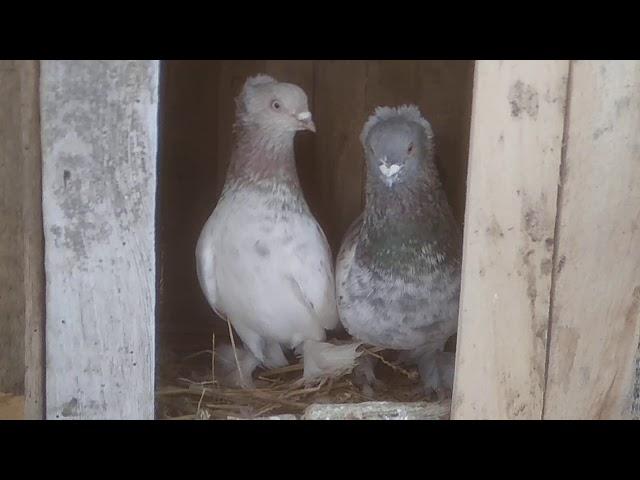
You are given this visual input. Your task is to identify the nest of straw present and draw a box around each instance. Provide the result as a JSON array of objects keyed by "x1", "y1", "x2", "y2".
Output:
[{"x1": 156, "y1": 332, "x2": 432, "y2": 420}]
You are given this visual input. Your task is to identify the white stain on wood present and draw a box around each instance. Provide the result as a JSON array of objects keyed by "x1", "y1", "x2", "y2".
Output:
[
  {"x1": 41, "y1": 61, "x2": 158, "y2": 419},
  {"x1": 543, "y1": 61, "x2": 640, "y2": 419},
  {"x1": 452, "y1": 60, "x2": 569, "y2": 419}
]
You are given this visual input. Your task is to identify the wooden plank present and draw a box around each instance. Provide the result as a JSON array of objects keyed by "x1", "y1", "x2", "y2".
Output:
[
  {"x1": 313, "y1": 61, "x2": 368, "y2": 252},
  {"x1": 18, "y1": 60, "x2": 45, "y2": 419},
  {"x1": 0, "y1": 60, "x2": 26, "y2": 395},
  {"x1": 451, "y1": 60, "x2": 569, "y2": 419},
  {"x1": 41, "y1": 61, "x2": 159, "y2": 419},
  {"x1": 364, "y1": 60, "x2": 421, "y2": 110},
  {"x1": 543, "y1": 60, "x2": 640, "y2": 419}
]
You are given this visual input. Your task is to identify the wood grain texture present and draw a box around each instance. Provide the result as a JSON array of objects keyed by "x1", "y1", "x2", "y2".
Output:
[
  {"x1": 41, "y1": 61, "x2": 158, "y2": 419},
  {"x1": 451, "y1": 60, "x2": 569, "y2": 419},
  {"x1": 416, "y1": 61, "x2": 475, "y2": 223},
  {"x1": 313, "y1": 61, "x2": 368, "y2": 252},
  {"x1": 18, "y1": 60, "x2": 45, "y2": 419},
  {"x1": 0, "y1": 60, "x2": 26, "y2": 395},
  {"x1": 543, "y1": 60, "x2": 640, "y2": 419}
]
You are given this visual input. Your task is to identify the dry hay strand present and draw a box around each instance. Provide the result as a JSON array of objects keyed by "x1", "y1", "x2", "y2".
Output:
[{"x1": 156, "y1": 340, "x2": 426, "y2": 420}]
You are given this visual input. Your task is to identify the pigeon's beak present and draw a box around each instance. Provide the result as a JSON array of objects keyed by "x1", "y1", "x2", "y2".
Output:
[
  {"x1": 378, "y1": 156, "x2": 404, "y2": 186},
  {"x1": 297, "y1": 111, "x2": 316, "y2": 132}
]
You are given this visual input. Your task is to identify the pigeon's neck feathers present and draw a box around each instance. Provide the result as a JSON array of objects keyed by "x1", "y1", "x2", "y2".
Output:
[
  {"x1": 364, "y1": 179, "x2": 433, "y2": 228},
  {"x1": 359, "y1": 178, "x2": 461, "y2": 274},
  {"x1": 361, "y1": 158, "x2": 458, "y2": 256},
  {"x1": 226, "y1": 124, "x2": 299, "y2": 186}
]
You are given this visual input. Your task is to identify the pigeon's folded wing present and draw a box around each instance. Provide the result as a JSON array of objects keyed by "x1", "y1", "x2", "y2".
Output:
[{"x1": 286, "y1": 222, "x2": 339, "y2": 331}]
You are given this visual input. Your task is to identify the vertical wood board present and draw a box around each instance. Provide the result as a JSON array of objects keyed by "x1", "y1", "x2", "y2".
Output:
[
  {"x1": 452, "y1": 60, "x2": 569, "y2": 419},
  {"x1": 41, "y1": 60, "x2": 158, "y2": 419},
  {"x1": 544, "y1": 60, "x2": 640, "y2": 419}
]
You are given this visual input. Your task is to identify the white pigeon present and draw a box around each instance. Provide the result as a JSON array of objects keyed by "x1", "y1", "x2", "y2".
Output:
[{"x1": 196, "y1": 74, "x2": 360, "y2": 387}]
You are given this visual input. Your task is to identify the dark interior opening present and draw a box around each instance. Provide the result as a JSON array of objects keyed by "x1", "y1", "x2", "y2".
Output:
[{"x1": 155, "y1": 60, "x2": 474, "y2": 417}]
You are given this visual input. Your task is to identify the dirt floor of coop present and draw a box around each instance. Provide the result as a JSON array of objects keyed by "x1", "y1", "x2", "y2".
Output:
[{"x1": 156, "y1": 332, "x2": 452, "y2": 420}]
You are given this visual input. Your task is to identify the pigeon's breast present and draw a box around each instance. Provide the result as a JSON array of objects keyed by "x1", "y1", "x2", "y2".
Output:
[
  {"x1": 208, "y1": 184, "x2": 334, "y2": 344},
  {"x1": 337, "y1": 250, "x2": 460, "y2": 351}
]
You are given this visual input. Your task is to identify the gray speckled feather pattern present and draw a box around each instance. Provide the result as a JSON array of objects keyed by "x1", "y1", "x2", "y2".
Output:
[{"x1": 335, "y1": 105, "x2": 462, "y2": 391}]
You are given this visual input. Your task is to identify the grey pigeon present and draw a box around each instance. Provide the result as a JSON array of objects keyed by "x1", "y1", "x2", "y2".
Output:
[
  {"x1": 196, "y1": 75, "x2": 358, "y2": 387},
  {"x1": 335, "y1": 105, "x2": 462, "y2": 398}
]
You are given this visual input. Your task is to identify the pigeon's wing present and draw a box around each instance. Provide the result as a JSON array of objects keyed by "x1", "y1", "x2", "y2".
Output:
[
  {"x1": 335, "y1": 213, "x2": 363, "y2": 294},
  {"x1": 286, "y1": 218, "x2": 339, "y2": 332},
  {"x1": 195, "y1": 206, "x2": 226, "y2": 320}
]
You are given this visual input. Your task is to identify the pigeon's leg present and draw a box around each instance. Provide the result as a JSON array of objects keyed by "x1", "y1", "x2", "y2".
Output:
[
  {"x1": 352, "y1": 354, "x2": 385, "y2": 397},
  {"x1": 231, "y1": 322, "x2": 289, "y2": 371},
  {"x1": 415, "y1": 349, "x2": 455, "y2": 401},
  {"x1": 262, "y1": 341, "x2": 289, "y2": 370},
  {"x1": 214, "y1": 344, "x2": 260, "y2": 389},
  {"x1": 225, "y1": 322, "x2": 268, "y2": 386},
  {"x1": 435, "y1": 351, "x2": 456, "y2": 393}
]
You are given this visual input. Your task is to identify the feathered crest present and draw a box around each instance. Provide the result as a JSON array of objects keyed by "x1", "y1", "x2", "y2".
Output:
[
  {"x1": 234, "y1": 74, "x2": 278, "y2": 125},
  {"x1": 360, "y1": 104, "x2": 434, "y2": 147},
  {"x1": 242, "y1": 74, "x2": 277, "y2": 91}
]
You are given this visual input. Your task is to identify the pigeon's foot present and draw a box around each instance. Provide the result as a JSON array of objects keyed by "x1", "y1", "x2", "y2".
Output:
[
  {"x1": 262, "y1": 341, "x2": 289, "y2": 370},
  {"x1": 301, "y1": 340, "x2": 362, "y2": 385},
  {"x1": 416, "y1": 350, "x2": 455, "y2": 401},
  {"x1": 214, "y1": 343, "x2": 261, "y2": 389},
  {"x1": 353, "y1": 354, "x2": 386, "y2": 397}
]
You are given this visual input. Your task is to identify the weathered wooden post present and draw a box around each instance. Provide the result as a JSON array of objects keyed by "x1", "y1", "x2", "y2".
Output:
[
  {"x1": 543, "y1": 60, "x2": 640, "y2": 419},
  {"x1": 452, "y1": 60, "x2": 640, "y2": 419},
  {"x1": 0, "y1": 60, "x2": 45, "y2": 420},
  {"x1": 41, "y1": 61, "x2": 159, "y2": 419}
]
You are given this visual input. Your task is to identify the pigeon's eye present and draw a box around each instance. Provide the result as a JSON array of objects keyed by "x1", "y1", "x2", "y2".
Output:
[
  {"x1": 271, "y1": 100, "x2": 281, "y2": 111},
  {"x1": 407, "y1": 143, "x2": 414, "y2": 155}
]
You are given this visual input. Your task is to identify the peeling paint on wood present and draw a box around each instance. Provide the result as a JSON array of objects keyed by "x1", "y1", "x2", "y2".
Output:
[{"x1": 41, "y1": 61, "x2": 158, "y2": 419}]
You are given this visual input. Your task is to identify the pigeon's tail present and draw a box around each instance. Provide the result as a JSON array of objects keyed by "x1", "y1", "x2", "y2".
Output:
[{"x1": 300, "y1": 340, "x2": 363, "y2": 385}]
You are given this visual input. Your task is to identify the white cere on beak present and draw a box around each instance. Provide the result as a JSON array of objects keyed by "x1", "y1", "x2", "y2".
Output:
[
  {"x1": 379, "y1": 161, "x2": 403, "y2": 178},
  {"x1": 297, "y1": 111, "x2": 312, "y2": 121}
]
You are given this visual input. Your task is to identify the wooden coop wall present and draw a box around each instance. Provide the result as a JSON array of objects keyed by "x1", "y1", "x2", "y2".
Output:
[
  {"x1": 40, "y1": 61, "x2": 159, "y2": 419},
  {"x1": 3, "y1": 59, "x2": 636, "y2": 420},
  {"x1": 158, "y1": 60, "x2": 475, "y2": 346},
  {"x1": 452, "y1": 60, "x2": 640, "y2": 420},
  {"x1": 0, "y1": 60, "x2": 44, "y2": 419}
]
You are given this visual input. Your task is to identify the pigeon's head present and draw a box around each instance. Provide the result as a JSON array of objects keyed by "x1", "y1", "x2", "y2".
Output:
[
  {"x1": 235, "y1": 74, "x2": 315, "y2": 134},
  {"x1": 360, "y1": 105, "x2": 434, "y2": 187}
]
